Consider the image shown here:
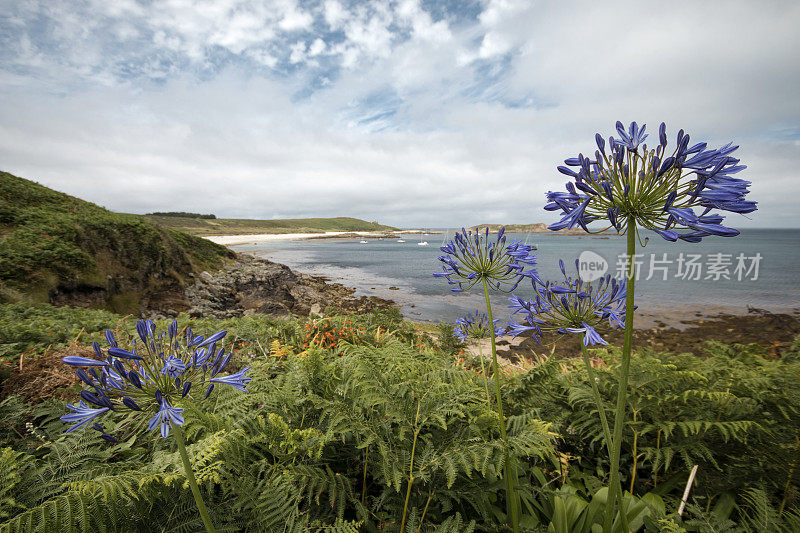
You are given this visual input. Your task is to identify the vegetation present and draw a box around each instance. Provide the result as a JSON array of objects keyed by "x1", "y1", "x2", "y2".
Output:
[
  {"x1": 144, "y1": 214, "x2": 398, "y2": 236},
  {"x1": 469, "y1": 223, "x2": 584, "y2": 235},
  {"x1": 1, "y1": 303, "x2": 798, "y2": 531},
  {"x1": 147, "y1": 212, "x2": 217, "y2": 219},
  {"x1": 0, "y1": 171, "x2": 231, "y2": 312}
]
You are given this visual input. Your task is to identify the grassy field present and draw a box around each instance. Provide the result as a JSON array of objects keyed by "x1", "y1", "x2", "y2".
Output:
[{"x1": 144, "y1": 214, "x2": 398, "y2": 236}]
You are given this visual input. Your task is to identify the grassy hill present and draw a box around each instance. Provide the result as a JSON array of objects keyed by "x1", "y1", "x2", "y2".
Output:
[
  {"x1": 0, "y1": 171, "x2": 232, "y2": 313},
  {"x1": 469, "y1": 222, "x2": 585, "y2": 235},
  {"x1": 145, "y1": 214, "x2": 398, "y2": 236}
]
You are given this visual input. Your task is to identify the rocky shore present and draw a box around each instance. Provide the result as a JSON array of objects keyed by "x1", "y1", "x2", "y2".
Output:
[
  {"x1": 489, "y1": 307, "x2": 800, "y2": 363},
  {"x1": 182, "y1": 254, "x2": 394, "y2": 319}
]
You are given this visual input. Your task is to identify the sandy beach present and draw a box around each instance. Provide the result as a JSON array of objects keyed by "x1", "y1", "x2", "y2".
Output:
[{"x1": 204, "y1": 231, "x2": 411, "y2": 246}]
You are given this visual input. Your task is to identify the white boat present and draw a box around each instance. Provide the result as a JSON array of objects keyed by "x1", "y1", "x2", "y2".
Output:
[
  {"x1": 396, "y1": 239, "x2": 405, "y2": 243},
  {"x1": 417, "y1": 241, "x2": 429, "y2": 246},
  {"x1": 360, "y1": 240, "x2": 368, "y2": 244}
]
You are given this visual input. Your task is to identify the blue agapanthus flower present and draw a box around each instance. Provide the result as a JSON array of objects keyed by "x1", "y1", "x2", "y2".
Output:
[
  {"x1": 161, "y1": 355, "x2": 188, "y2": 378},
  {"x1": 61, "y1": 400, "x2": 109, "y2": 433},
  {"x1": 454, "y1": 311, "x2": 505, "y2": 342},
  {"x1": 435, "y1": 227, "x2": 538, "y2": 292},
  {"x1": 60, "y1": 320, "x2": 250, "y2": 440},
  {"x1": 546, "y1": 121, "x2": 756, "y2": 242},
  {"x1": 209, "y1": 367, "x2": 252, "y2": 392},
  {"x1": 508, "y1": 259, "x2": 630, "y2": 346},
  {"x1": 149, "y1": 399, "x2": 185, "y2": 439}
]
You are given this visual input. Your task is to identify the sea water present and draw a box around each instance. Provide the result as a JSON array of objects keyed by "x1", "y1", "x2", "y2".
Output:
[{"x1": 232, "y1": 229, "x2": 800, "y2": 324}]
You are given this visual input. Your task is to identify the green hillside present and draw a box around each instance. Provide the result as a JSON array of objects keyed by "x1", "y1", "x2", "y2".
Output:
[
  {"x1": 469, "y1": 222, "x2": 584, "y2": 235},
  {"x1": 145, "y1": 214, "x2": 398, "y2": 236},
  {"x1": 0, "y1": 171, "x2": 232, "y2": 313}
]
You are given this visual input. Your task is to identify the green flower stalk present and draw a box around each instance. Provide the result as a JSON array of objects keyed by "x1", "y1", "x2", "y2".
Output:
[
  {"x1": 546, "y1": 121, "x2": 756, "y2": 532},
  {"x1": 435, "y1": 227, "x2": 537, "y2": 533},
  {"x1": 454, "y1": 310, "x2": 505, "y2": 406}
]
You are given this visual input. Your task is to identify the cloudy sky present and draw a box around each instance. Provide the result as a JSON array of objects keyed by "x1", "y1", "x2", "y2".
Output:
[{"x1": 1, "y1": 0, "x2": 798, "y2": 228}]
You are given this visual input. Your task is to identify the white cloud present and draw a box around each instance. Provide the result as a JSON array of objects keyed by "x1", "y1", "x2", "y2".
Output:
[
  {"x1": 0, "y1": 0, "x2": 798, "y2": 230},
  {"x1": 289, "y1": 40, "x2": 306, "y2": 63},
  {"x1": 475, "y1": 0, "x2": 528, "y2": 58},
  {"x1": 323, "y1": 0, "x2": 348, "y2": 30},
  {"x1": 308, "y1": 38, "x2": 326, "y2": 56},
  {"x1": 114, "y1": 23, "x2": 140, "y2": 41},
  {"x1": 245, "y1": 48, "x2": 279, "y2": 68},
  {"x1": 277, "y1": 0, "x2": 314, "y2": 32},
  {"x1": 396, "y1": 0, "x2": 452, "y2": 43},
  {"x1": 478, "y1": 0, "x2": 528, "y2": 27},
  {"x1": 334, "y1": 4, "x2": 396, "y2": 68},
  {"x1": 478, "y1": 32, "x2": 511, "y2": 58}
]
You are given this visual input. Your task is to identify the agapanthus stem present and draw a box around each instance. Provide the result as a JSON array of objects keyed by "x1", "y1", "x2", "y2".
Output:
[
  {"x1": 582, "y1": 344, "x2": 630, "y2": 533},
  {"x1": 580, "y1": 344, "x2": 613, "y2": 456},
  {"x1": 175, "y1": 426, "x2": 217, "y2": 533},
  {"x1": 482, "y1": 279, "x2": 519, "y2": 533},
  {"x1": 478, "y1": 341, "x2": 492, "y2": 407},
  {"x1": 361, "y1": 446, "x2": 369, "y2": 507},
  {"x1": 400, "y1": 401, "x2": 421, "y2": 533},
  {"x1": 603, "y1": 223, "x2": 637, "y2": 533}
]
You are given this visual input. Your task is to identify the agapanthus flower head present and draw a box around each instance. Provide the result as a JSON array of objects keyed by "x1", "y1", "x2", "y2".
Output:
[
  {"x1": 60, "y1": 320, "x2": 250, "y2": 439},
  {"x1": 454, "y1": 310, "x2": 505, "y2": 342},
  {"x1": 434, "y1": 226, "x2": 538, "y2": 292},
  {"x1": 546, "y1": 121, "x2": 756, "y2": 242},
  {"x1": 508, "y1": 259, "x2": 630, "y2": 346}
]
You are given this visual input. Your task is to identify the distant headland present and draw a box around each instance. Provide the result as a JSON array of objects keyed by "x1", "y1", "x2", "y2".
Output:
[
  {"x1": 144, "y1": 214, "x2": 398, "y2": 236},
  {"x1": 468, "y1": 223, "x2": 586, "y2": 235}
]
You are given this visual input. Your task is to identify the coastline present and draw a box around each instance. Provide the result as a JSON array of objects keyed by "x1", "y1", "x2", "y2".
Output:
[
  {"x1": 204, "y1": 232, "x2": 799, "y2": 361},
  {"x1": 206, "y1": 233, "x2": 799, "y2": 326},
  {"x1": 204, "y1": 230, "x2": 419, "y2": 246},
  {"x1": 203, "y1": 226, "x2": 589, "y2": 246}
]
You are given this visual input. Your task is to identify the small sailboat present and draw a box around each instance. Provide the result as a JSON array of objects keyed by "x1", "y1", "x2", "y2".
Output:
[
  {"x1": 360, "y1": 240, "x2": 368, "y2": 244},
  {"x1": 396, "y1": 239, "x2": 405, "y2": 243},
  {"x1": 417, "y1": 241, "x2": 429, "y2": 246}
]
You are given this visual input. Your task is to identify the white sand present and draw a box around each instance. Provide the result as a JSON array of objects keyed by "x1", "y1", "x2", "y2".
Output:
[{"x1": 204, "y1": 231, "x2": 408, "y2": 246}]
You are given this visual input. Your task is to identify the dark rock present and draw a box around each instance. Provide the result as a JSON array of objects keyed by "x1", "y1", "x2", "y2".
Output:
[{"x1": 184, "y1": 254, "x2": 394, "y2": 319}]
